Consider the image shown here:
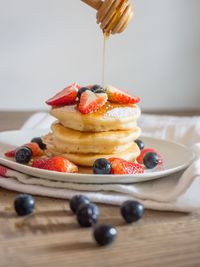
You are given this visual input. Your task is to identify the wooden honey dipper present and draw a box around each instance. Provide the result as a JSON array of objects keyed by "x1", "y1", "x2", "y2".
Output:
[{"x1": 81, "y1": 0, "x2": 133, "y2": 35}]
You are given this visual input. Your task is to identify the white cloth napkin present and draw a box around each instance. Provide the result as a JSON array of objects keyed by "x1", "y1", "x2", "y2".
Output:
[{"x1": 0, "y1": 112, "x2": 200, "y2": 213}]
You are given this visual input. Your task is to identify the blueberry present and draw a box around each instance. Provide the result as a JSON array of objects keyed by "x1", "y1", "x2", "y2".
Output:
[
  {"x1": 135, "y1": 139, "x2": 145, "y2": 150},
  {"x1": 93, "y1": 158, "x2": 112, "y2": 175},
  {"x1": 91, "y1": 85, "x2": 105, "y2": 94},
  {"x1": 93, "y1": 224, "x2": 117, "y2": 246},
  {"x1": 14, "y1": 194, "x2": 35, "y2": 216},
  {"x1": 15, "y1": 146, "x2": 32, "y2": 164},
  {"x1": 77, "y1": 87, "x2": 90, "y2": 100},
  {"x1": 76, "y1": 203, "x2": 99, "y2": 227},
  {"x1": 121, "y1": 200, "x2": 144, "y2": 223},
  {"x1": 69, "y1": 195, "x2": 90, "y2": 214},
  {"x1": 31, "y1": 137, "x2": 46, "y2": 150},
  {"x1": 143, "y1": 152, "x2": 159, "y2": 169}
]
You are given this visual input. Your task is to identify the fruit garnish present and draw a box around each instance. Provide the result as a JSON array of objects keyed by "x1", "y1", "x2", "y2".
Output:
[
  {"x1": 91, "y1": 85, "x2": 106, "y2": 94},
  {"x1": 32, "y1": 156, "x2": 78, "y2": 173},
  {"x1": 143, "y1": 152, "x2": 160, "y2": 169},
  {"x1": 46, "y1": 83, "x2": 80, "y2": 106},
  {"x1": 31, "y1": 137, "x2": 46, "y2": 150},
  {"x1": 78, "y1": 90, "x2": 108, "y2": 114},
  {"x1": 0, "y1": 165, "x2": 7, "y2": 176},
  {"x1": 93, "y1": 158, "x2": 112, "y2": 175},
  {"x1": 135, "y1": 139, "x2": 145, "y2": 151},
  {"x1": 109, "y1": 158, "x2": 144, "y2": 175},
  {"x1": 5, "y1": 142, "x2": 43, "y2": 159},
  {"x1": 25, "y1": 143, "x2": 44, "y2": 157},
  {"x1": 14, "y1": 194, "x2": 35, "y2": 216},
  {"x1": 15, "y1": 147, "x2": 32, "y2": 164},
  {"x1": 69, "y1": 195, "x2": 90, "y2": 214},
  {"x1": 4, "y1": 149, "x2": 16, "y2": 158},
  {"x1": 93, "y1": 224, "x2": 117, "y2": 246},
  {"x1": 106, "y1": 85, "x2": 140, "y2": 104},
  {"x1": 121, "y1": 200, "x2": 144, "y2": 223},
  {"x1": 136, "y1": 148, "x2": 163, "y2": 165},
  {"x1": 31, "y1": 158, "x2": 47, "y2": 168},
  {"x1": 76, "y1": 203, "x2": 99, "y2": 227},
  {"x1": 77, "y1": 87, "x2": 90, "y2": 101}
]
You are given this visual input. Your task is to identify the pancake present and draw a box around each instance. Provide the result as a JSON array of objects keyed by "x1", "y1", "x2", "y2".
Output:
[
  {"x1": 45, "y1": 142, "x2": 140, "y2": 167},
  {"x1": 50, "y1": 101, "x2": 141, "y2": 132},
  {"x1": 43, "y1": 122, "x2": 141, "y2": 154}
]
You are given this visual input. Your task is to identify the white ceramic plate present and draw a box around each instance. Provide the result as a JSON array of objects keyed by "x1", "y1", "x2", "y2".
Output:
[{"x1": 0, "y1": 129, "x2": 195, "y2": 184}]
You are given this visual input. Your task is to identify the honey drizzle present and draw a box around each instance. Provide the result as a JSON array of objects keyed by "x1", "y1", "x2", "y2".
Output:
[
  {"x1": 102, "y1": 34, "x2": 109, "y2": 87},
  {"x1": 101, "y1": 0, "x2": 128, "y2": 87},
  {"x1": 82, "y1": 102, "x2": 135, "y2": 118}
]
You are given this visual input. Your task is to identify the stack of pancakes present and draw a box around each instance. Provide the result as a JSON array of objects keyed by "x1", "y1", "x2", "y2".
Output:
[{"x1": 43, "y1": 101, "x2": 141, "y2": 167}]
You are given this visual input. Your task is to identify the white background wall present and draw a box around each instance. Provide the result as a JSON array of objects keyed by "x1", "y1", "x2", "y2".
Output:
[{"x1": 0, "y1": 0, "x2": 200, "y2": 111}]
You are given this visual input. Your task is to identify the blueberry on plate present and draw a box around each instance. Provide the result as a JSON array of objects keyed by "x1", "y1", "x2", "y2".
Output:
[
  {"x1": 77, "y1": 87, "x2": 90, "y2": 101},
  {"x1": 121, "y1": 200, "x2": 144, "y2": 223},
  {"x1": 15, "y1": 146, "x2": 32, "y2": 164},
  {"x1": 143, "y1": 152, "x2": 159, "y2": 169},
  {"x1": 135, "y1": 139, "x2": 145, "y2": 151},
  {"x1": 69, "y1": 195, "x2": 90, "y2": 214},
  {"x1": 14, "y1": 194, "x2": 35, "y2": 216},
  {"x1": 91, "y1": 85, "x2": 106, "y2": 94},
  {"x1": 93, "y1": 158, "x2": 112, "y2": 175},
  {"x1": 93, "y1": 224, "x2": 117, "y2": 246},
  {"x1": 31, "y1": 137, "x2": 46, "y2": 150},
  {"x1": 76, "y1": 203, "x2": 99, "y2": 227}
]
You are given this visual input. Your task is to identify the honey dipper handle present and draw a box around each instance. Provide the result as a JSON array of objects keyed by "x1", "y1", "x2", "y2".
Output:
[{"x1": 81, "y1": 0, "x2": 102, "y2": 10}]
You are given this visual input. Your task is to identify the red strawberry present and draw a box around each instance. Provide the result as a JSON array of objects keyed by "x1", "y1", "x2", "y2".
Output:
[
  {"x1": 4, "y1": 143, "x2": 44, "y2": 158},
  {"x1": 25, "y1": 143, "x2": 44, "y2": 157},
  {"x1": 109, "y1": 158, "x2": 144, "y2": 175},
  {"x1": 78, "y1": 90, "x2": 108, "y2": 114},
  {"x1": 4, "y1": 149, "x2": 16, "y2": 158},
  {"x1": 32, "y1": 158, "x2": 47, "y2": 168},
  {"x1": 46, "y1": 83, "x2": 80, "y2": 106},
  {"x1": 137, "y1": 148, "x2": 163, "y2": 165},
  {"x1": 0, "y1": 165, "x2": 8, "y2": 176},
  {"x1": 32, "y1": 156, "x2": 78, "y2": 173},
  {"x1": 106, "y1": 85, "x2": 140, "y2": 104}
]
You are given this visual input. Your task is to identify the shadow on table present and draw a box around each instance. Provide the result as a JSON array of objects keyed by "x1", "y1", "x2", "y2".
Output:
[
  {"x1": 0, "y1": 211, "x2": 17, "y2": 218},
  {"x1": 35, "y1": 209, "x2": 73, "y2": 217},
  {"x1": 48, "y1": 241, "x2": 97, "y2": 253}
]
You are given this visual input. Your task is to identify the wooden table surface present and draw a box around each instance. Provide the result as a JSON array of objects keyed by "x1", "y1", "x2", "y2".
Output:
[{"x1": 0, "y1": 112, "x2": 200, "y2": 267}]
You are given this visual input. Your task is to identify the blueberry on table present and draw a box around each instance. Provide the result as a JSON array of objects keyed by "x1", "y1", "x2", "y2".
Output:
[
  {"x1": 91, "y1": 85, "x2": 106, "y2": 94},
  {"x1": 77, "y1": 87, "x2": 90, "y2": 100},
  {"x1": 69, "y1": 195, "x2": 90, "y2": 214},
  {"x1": 15, "y1": 147, "x2": 32, "y2": 164},
  {"x1": 135, "y1": 139, "x2": 145, "y2": 151},
  {"x1": 31, "y1": 137, "x2": 46, "y2": 150},
  {"x1": 14, "y1": 194, "x2": 35, "y2": 216},
  {"x1": 121, "y1": 200, "x2": 144, "y2": 223},
  {"x1": 76, "y1": 203, "x2": 99, "y2": 227},
  {"x1": 93, "y1": 224, "x2": 117, "y2": 246},
  {"x1": 93, "y1": 158, "x2": 112, "y2": 175},
  {"x1": 143, "y1": 152, "x2": 160, "y2": 169}
]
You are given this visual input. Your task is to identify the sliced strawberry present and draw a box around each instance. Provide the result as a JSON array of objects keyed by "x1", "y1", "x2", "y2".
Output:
[
  {"x1": 4, "y1": 149, "x2": 16, "y2": 158},
  {"x1": 46, "y1": 83, "x2": 80, "y2": 106},
  {"x1": 32, "y1": 158, "x2": 48, "y2": 168},
  {"x1": 4, "y1": 143, "x2": 43, "y2": 158},
  {"x1": 25, "y1": 143, "x2": 44, "y2": 157},
  {"x1": 32, "y1": 156, "x2": 78, "y2": 173},
  {"x1": 109, "y1": 158, "x2": 144, "y2": 175},
  {"x1": 106, "y1": 85, "x2": 140, "y2": 104},
  {"x1": 0, "y1": 165, "x2": 7, "y2": 176},
  {"x1": 136, "y1": 148, "x2": 163, "y2": 165},
  {"x1": 78, "y1": 90, "x2": 108, "y2": 114}
]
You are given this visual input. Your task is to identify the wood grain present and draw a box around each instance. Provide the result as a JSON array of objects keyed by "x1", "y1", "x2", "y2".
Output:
[{"x1": 0, "y1": 112, "x2": 200, "y2": 267}]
